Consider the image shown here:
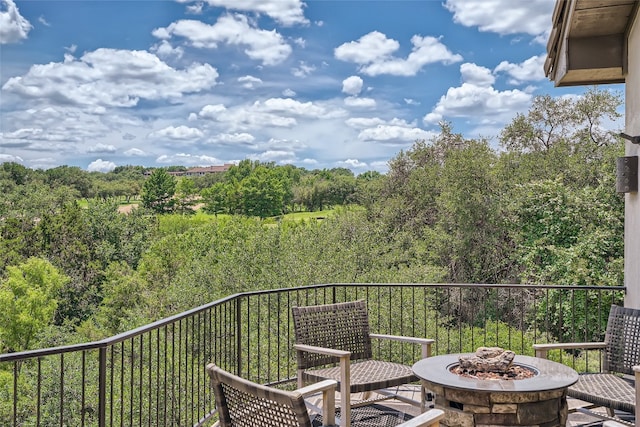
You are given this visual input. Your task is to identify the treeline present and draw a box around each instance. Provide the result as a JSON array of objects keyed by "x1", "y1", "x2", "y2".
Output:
[
  {"x1": 0, "y1": 87, "x2": 625, "y2": 356},
  {"x1": 0, "y1": 160, "x2": 377, "y2": 219},
  {"x1": 141, "y1": 160, "x2": 378, "y2": 217}
]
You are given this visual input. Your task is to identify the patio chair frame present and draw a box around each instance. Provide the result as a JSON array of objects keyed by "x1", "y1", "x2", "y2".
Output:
[
  {"x1": 534, "y1": 304, "x2": 640, "y2": 426},
  {"x1": 207, "y1": 363, "x2": 444, "y2": 427},
  {"x1": 292, "y1": 300, "x2": 434, "y2": 427}
]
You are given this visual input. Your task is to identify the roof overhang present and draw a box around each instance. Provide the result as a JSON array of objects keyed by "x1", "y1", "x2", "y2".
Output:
[{"x1": 545, "y1": 0, "x2": 639, "y2": 87}]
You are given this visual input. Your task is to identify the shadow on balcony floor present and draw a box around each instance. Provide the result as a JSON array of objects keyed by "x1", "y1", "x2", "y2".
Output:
[{"x1": 307, "y1": 384, "x2": 620, "y2": 427}]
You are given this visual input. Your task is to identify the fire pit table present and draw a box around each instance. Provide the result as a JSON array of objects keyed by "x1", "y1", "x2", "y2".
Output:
[{"x1": 412, "y1": 354, "x2": 578, "y2": 427}]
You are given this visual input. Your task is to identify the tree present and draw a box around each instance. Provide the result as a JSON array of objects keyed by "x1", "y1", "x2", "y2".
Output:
[
  {"x1": 202, "y1": 182, "x2": 229, "y2": 215},
  {"x1": 174, "y1": 177, "x2": 197, "y2": 214},
  {"x1": 0, "y1": 258, "x2": 69, "y2": 353},
  {"x1": 141, "y1": 169, "x2": 176, "y2": 213},
  {"x1": 240, "y1": 166, "x2": 290, "y2": 218},
  {"x1": 573, "y1": 87, "x2": 622, "y2": 147},
  {"x1": 45, "y1": 166, "x2": 93, "y2": 198},
  {"x1": 499, "y1": 95, "x2": 575, "y2": 152}
]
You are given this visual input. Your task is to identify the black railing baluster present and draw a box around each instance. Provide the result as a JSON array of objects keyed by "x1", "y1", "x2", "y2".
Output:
[
  {"x1": 37, "y1": 358, "x2": 41, "y2": 426},
  {"x1": 0, "y1": 283, "x2": 627, "y2": 426},
  {"x1": 120, "y1": 341, "x2": 124, "y2": 427},
  {"x1": 98, "y1": 347, "x2": 106, "y2": 427},
  {"x1": 13, "y1": 361, "x2": 17, "y2": 427},
  {"x1": 109, "y1": 345, "x2": 114, "y2": 427},
  {"x1": 81, "y1": 351, "x2": 86, "y2": 427},
  {"x1": 60, "y1": 353, "x2": 64, "y2": 427}
]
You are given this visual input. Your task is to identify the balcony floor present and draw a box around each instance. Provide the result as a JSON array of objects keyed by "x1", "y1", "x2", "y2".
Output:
[{"x1": 307, "y1": 385, "x2": 621, "y2": 427}]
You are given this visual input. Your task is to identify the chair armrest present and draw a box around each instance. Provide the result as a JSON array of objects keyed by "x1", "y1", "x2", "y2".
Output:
[
  {"x1": 398, "y1": 409, "x2": 444, "y2": 427},
  {"x1": 297, "y1": 379, "x2": 337, "y2": 426},
  {"x1": 294, "y1": 343, "x2": 351, "y2": 426},
  {"x1": 296, "y1": 379, "x2": 337, "y2": 397},
  {"x1": 533, "y1": 342, "x2": 606, "y2": 359},
  {"x1": 370, "y1": 334, "x2": 435, "y2": 358},
  {"x1": 293, "y1": 343, "x2": 351, "y2": 358}
]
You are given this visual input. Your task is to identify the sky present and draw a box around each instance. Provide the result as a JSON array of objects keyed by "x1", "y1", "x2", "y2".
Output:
[{"x1": 0, "y1": 0, "x2": 625, "y2": 174}]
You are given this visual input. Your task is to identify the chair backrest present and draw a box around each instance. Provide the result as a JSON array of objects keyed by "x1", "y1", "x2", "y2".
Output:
[
  {"x1": 292, "y1": 300, "x2": 373, "y2": 370},
  {"x1": 206, "y1": 363, "x2": 313, "y2": 427},
  {"x1": 604, "y1": 305, "x2": 640, "y2": 375}
]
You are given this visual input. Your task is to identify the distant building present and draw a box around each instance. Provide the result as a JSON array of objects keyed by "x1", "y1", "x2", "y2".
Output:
[
  {"x1": 184, "y1": 164, "x2": 234, "y2": 176},
  {"x1": 145, "y1": 164, "x2": 233, "y2": 177}
]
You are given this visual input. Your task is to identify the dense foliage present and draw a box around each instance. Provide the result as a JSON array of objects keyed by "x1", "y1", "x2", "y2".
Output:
[{"x1": 0, "y1": 88, "x2": 625, "y2": 355}]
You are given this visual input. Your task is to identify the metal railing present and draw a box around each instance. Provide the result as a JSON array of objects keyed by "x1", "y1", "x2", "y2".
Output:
[{"x1": 0, "y1": 283, "x2": 625, "y2": 427}]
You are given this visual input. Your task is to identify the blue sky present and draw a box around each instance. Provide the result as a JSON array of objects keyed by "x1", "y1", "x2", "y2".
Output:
[{"x1": 0, "y1": 0, "x2": 624, "y2": 173}]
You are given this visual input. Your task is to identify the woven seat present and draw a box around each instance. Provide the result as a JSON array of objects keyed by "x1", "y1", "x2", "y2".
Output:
[
  {"x1": 303, "y1": 360, "x2": 415, "y2": 393},
  {"x1": 535, "y1": 305, "x2": 640, "y2": 425},
  {"x1": 293, "y1": 300, "x2": 435, "y2": 427},
  {"x1": 206, "y1": 363, "x2": 444, "y2": 427},
  {"x1": 207, "y1": 363, "x2": 337, "y2": 427}
]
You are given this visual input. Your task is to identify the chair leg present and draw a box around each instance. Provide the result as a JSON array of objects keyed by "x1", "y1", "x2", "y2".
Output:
[{"x1": 339, "y1": 357, "x2": 351, "y2": 427}]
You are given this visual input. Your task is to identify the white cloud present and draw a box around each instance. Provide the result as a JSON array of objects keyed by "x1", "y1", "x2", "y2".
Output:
[
  {"x1": 153, "y1": 14, "x2": 292, "y2": 65},
  {"x1": 151, "y1": 40, "x2": 185, "y2": 59},
  {"x1": 494, "y1": 55, "x2": 546, "y2": 84},
  {"x1": 149, "y1": 125, "x2": 204, "y2": 140},
  {"x1": 185, "y1": 2, "x2": 203, "y2": 14},
  {"x1": 358, "y1": 125, "x2": 434, "y2": 143},
  {"x1": 198, "y1": 0, "x2": 308, "y2": 26},
  {"x1": 444, "y1": 0, "x2": 553, "y2": 38},
  {"x1": 212, "y1": 132, "x2": 255, "y2": 143},
  {"x1": 124, "y1": 148, "x2": 146, "y2": 156},
  {"x1": 423, "y1": 83, "x2": 532, "y2": 124},
  {"x1": 335, "y1": 31, "x2": 399, "y2": 64},
  {"x1": 197, "y1": 102, "x2": 297, "y2": 129},
  {"x1": 344, "y1": 96, "x2": 376, "y2": 108},
  {"x1": 335, "y1": 32, "x2": 462, "y2": 76},
  {"x1": 282, "y1": 88, "x2": 296, "y2": 97},
  {"x1": 0, "y1": 0, "x2": 32, "y2": 44},
  {"x1": 345, "y1": 117, "x2": 386, "y2": 129},
  {"x1": 369, "y1": 160, "x2": 389, "y2": 173},
  {"x1": 38, "y1": 15, "x2": 50, "y2": 27},
  {"x1": 342, "y1": 75, "x2": 363, "y2": 95},
  {"x1": 87, "y1": 159, "x2": 117, "y2": 172},
  {"x1": 0, "y1": 154, "x2": 24, "y2": 163},
  {"x1": 404, "y1": 98, "x2": 420, "y2": 106},
  {"x1": 263, "y1": 137, "x2": 306, "y2": 151},
  {"x1": 87, "y1": 143, "x2": 117, "y2": 153},
  {"x1": 2, "y1": 48, "x2": 219, "y2": 107},
  {"x1": 249, "y1": 149, "x2": 295, "y2": 162},
  {"x1": 198, "y1": 104, "x2": 227, "y2": 118},
  {"x1": 291, "y1": 61, "x2": 315, "y2": 77},
  {"x1": 460, "y1": 63, "x2": 495, "y2": 87},
  {"x1": 156, "y1": 153, "x2": 223, "y2": 165},
  {"x1": 338, "y1": 159, "x2": 368, "y2": 169},
  {"x1": 260, "y1": 98, "x2": 328, "y2": 117},
  {"x1": 238, "y1": 75, "x2": 263, "y2": 89}
]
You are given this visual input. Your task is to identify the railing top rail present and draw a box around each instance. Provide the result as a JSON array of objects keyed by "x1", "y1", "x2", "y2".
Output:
[{"x1": 0, "y1": 282, "x2": 626, "y2": 363}]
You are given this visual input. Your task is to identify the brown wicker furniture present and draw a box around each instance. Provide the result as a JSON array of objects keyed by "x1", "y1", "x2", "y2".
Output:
[
  {"x1": 534, "y1": 305, "x2": 640, "y2": 425},
  {"x1": 292, "y1": 300, "x2": 435, "y2": 427},
  {"x1": 206, "y1": 363, "x2": 444, "y2": 427},
  {"x1": 207, "y1": 363, "x2": 337, "y2": 426}
]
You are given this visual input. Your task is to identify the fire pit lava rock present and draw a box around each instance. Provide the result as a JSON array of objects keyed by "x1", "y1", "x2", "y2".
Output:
[
  {"x1": 412, "y1": 349, "x2": 579, "y2": 427},
  {"x1": 452, "y1": 347, "x2": 537, "y2": 381}
]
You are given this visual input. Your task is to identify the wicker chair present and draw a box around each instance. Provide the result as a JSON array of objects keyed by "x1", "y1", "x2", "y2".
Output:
[
  {"x1": 292, "y1": 300, "x2": 435, "y2": 427},
  {"x1": 206, "y1": 363, "x2": 444, "y2": 427},
  {"x1": 534, "y1": 305, "x2": 640, "y2": 425}
]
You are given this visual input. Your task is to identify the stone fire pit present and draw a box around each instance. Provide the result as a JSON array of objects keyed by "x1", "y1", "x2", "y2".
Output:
[{"x1": 412, "y1": 349, "x2": 578, "y2": 427}]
